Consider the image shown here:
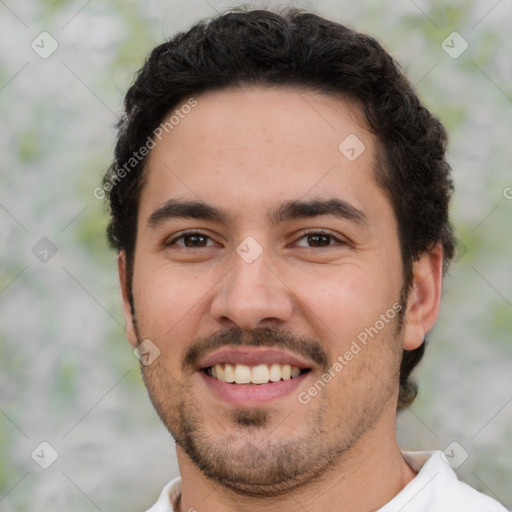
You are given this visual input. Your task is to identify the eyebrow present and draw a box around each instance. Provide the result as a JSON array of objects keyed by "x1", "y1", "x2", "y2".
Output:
[{"x1": 146, "y1": 197, "x2": 369, "y2": 229}]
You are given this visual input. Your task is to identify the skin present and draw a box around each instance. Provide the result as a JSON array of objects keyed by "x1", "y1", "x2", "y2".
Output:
[{"x1": 118, "y1": 86, "x2": 444, "y2": 512}]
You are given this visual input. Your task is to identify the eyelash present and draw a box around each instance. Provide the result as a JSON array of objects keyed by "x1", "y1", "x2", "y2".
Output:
[{"x1": 165, "y1": 229, "x2": 347, "y2": 249}]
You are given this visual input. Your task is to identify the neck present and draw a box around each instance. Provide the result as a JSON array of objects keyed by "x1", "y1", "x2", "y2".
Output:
[{"x1": 176, "y1": 410, "x2": 416, "y2": 512}]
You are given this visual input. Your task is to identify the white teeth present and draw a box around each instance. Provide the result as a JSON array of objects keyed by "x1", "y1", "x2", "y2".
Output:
[
  {"x1": 216, "y1": 364, "x2": 225, "y2": 381},
  {"x1": 209, "y1": 363, "x2": 304, "y2": 384},
  {"x1": 234, "y1": 364, "x2": 251, "y2": 384},
  {"x1": 224, "y1": 363, "x2": 235, "y2": 382},
  {"x1": 269, "y1": 363, "x2": 282, "y2": 382},
  {"x1": 251, "y1": 364, "x2": 270, "y2": 384}
]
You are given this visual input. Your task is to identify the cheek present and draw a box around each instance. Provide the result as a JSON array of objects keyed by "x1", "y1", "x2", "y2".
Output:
[
  {"x1": 132, "y1": 262, "x2": 213, "y2": 339},
  {"x1": 284, "y1": 263, "x2": 397, "y2": 340}
]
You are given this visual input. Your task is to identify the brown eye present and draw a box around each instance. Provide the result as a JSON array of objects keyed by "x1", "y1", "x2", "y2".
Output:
[
  {"x1": 294, "y1": 230, "x2": 345, "y2": 248},
  {"x1": 166, "y1": 231, "x2": 216, "y2": 248},
  {"x1": 307, "y1": 234, "x2": 332, "y2": 247},
  {"x1": 182, "y1": 234, "x2": 208, "y2": 247}
]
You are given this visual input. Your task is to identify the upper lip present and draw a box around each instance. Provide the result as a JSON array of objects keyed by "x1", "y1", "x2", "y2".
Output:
[{"x1": 197, "y1": 347, "x2": 314, "y2": 370}]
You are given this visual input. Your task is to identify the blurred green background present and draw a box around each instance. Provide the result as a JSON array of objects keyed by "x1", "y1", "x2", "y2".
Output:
[{"x1": 1, "y1": 0, "x2": 511, "y2": 510}]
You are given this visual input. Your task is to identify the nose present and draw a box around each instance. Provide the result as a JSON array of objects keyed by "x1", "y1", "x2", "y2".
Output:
[{"x1": 210, "y1": 245, "x2": 294, "y2": 331}]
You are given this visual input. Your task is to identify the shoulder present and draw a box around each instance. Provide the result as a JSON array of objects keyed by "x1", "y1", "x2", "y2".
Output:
[
  {"x1": 144, "y1": 476, "x2": 182, "y2": 512},
  {"x1": 378, "y1": 451, "x2": 509, "y2": 512}
]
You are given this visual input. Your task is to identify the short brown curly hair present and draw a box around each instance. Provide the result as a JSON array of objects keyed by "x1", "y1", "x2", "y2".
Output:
[{"x1": 103, "y1": 8, "x2": 455, "y2": 409}]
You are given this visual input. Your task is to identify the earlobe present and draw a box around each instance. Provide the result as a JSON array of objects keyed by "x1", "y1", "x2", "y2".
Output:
[
  {"x1": 402, "y1": 243, "x2": 444, "y2": 350},
  {"x1": 118, "y1": 251, "x2": 139, "y2": 348}
]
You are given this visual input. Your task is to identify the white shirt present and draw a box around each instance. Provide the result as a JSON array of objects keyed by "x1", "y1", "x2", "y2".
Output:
[{"x1": 145, "y1": 450, "x2": 508, "y2": 511}]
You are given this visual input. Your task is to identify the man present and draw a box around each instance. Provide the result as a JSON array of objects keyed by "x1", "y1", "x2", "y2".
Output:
[{"x1": 103, "y1": 8, "x2": 507, "y2": 512}]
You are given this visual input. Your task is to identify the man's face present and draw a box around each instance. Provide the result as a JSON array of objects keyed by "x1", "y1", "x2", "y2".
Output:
[{"x1": 121, "y1": 86, "x2": 410, "y2": 494}]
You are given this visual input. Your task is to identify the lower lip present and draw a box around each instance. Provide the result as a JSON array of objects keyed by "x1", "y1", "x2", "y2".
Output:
[{"x1": 199, "y1": 370, "x2": 310, "y2": 407}]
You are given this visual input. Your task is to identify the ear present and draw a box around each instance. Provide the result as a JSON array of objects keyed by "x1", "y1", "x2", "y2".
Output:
[
  {"x1": 118, "y1": 251, "x2": 139, "y2": 348},
  {"x1": 402, "y1": 243, "x2": 444, "y2": 350}
]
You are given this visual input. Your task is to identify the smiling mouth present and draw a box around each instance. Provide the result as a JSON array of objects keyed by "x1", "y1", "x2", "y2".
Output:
[{"x1": 204, "y1": 363, "x2": 310, "y2": 385}]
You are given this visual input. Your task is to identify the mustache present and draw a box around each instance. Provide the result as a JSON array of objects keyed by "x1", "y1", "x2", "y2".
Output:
[{"x1": 182, "y1": 326, "x2": 329, "y2": 373}]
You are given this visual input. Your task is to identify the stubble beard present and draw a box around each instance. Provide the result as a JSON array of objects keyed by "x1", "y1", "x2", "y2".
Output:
[{"x1": 137, "y1": 319, "x2": 403, "y2": 497}]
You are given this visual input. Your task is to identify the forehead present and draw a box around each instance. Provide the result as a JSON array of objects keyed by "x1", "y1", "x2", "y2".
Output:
[
  {"x1": 139, "y1": 86, "x2": 389, "y2": 229},
  {"x1": 160, "y1": 85, "x2": 368, "y2": 156}
]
